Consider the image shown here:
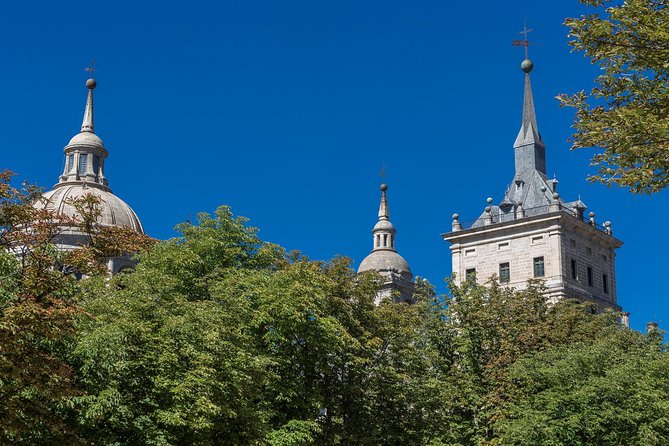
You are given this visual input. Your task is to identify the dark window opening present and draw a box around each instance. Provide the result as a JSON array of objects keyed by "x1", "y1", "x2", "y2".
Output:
[
  {"x1": 587, "y1": 266, "x2": 593, "y2": 287},
  {"x1": 499, "y1": 263, "x2": 510, "y2": 283},
  {"x1": 603, "y1": 274, "x2": 609, "y2": 294},
  {"x1": 93, "y1": 155, "x2": 100, "y2": 176},
  {"x1": 78, "y1": 153, "x2": 88, "y2": 174},
  {"x1": 571, "y1": 259, "x2": 577, "y2": 280},
  {"x1": 465, "y1": 268, "x2": 476, "y2": 281},
  {"x1": 533, "y1": 257, "x2": 545, "y2": 278}
]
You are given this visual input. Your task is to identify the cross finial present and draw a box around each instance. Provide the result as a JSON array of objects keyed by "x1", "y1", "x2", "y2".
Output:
[
  {"x1": 512, "y1": 19, "x2": 533, "y2": 59},
  {"x1": 379, "y1": 162, "x2": 387, "y2": 180},
  {"x1": 85, "y1": 58, "x2": 97, "y2": 79}
]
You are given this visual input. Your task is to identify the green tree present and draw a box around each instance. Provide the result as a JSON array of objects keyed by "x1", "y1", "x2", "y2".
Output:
[
  {"x1": 560, "y1": 0, "x2": 669, "y2": 193},
  {"x1": 0, "y1": 170, "x2": 152, "y2": 445},
  {"x1": 431, "y1": 278, "x2": 619, "y2": 446},
  {"x1": 499, "y1": 327, "x2": 669, "y2": 445}
]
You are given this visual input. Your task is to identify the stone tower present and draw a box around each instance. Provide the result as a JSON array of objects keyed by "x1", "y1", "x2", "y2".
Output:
[
  {"x1": 442, "y1": 58, "x2": 623, "y2": 311},
  {"x1": 38, "y1": 77, "x2": 144, "y2": 274},
  {"x1": 358, "y1": 184, "x2": 415, "y2": 303}
]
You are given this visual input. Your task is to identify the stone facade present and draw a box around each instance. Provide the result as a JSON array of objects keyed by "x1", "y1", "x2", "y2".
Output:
[{"x1": 445, "y1": 210, "x2": 621, "y2": 310}]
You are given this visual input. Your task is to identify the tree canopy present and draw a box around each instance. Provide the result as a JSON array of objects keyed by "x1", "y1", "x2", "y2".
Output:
[
  {"x1": 560, "y1": 0, "x2": 669, "y2": 193},
  {"x1": 1, "y1": 171, "x2": 668, "y2": 445}
]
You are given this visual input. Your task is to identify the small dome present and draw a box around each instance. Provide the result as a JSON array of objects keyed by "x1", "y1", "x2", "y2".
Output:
[
  {"x1": 358, "y1": 250, "x2": 411, "y2": 275},
  {"x1": 67, "y1": 131, "x2": 105, "y2": 148},
  {"x1": 373, "y1": 219, "x2": 395, "y2": 232},
  {"x1": 40, "y1": 185, "x2": 143, "y2": 234}
]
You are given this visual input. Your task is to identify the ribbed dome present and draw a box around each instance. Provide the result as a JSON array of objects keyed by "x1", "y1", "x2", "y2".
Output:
[
  {"x1": 358, "y1": 250, "x2": 411, "y2": 275},
  {"x1": 41, "y1": 185, "x2": 144, "y2": 234}
]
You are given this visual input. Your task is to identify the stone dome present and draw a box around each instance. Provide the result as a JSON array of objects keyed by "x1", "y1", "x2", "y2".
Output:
[
  {"x1": 41, "y1": 185, "x2": 144, "y2": 234},
  {"x1": 67, "y1": 131, "x2": 105, "y2": 148},
  {"x1": 373, "y1": 219, "x2": 395, "y2": 231},
  {"x1": 358, "y1": 249, "x2": 411, "y2": 275}
]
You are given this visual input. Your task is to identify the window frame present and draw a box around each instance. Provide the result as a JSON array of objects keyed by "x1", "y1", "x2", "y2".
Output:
[
  {"x1": 499, "y1": 262, "x2": 510, "y2": 283},
  {"x1": 533, "y1": 256, "x2": 545, "y2": 278}
]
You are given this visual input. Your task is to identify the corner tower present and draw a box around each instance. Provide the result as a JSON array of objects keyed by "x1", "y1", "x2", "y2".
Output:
[
  {"x1": 39, "y1": 76, "x2": 144, "y2": 273},
  {"x1": 358, "y1": 184, "x2": 414, "y2": 303},
  {"x1": 442, "y1": 58, "x2": 623, "y2": 311}
]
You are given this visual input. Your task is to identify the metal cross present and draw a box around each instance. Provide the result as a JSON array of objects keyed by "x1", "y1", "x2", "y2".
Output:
[
  {"x1": 512, "y1": 20, "x2": 533, "y2": 59},
  {"x1": 85, "y1": 58, "x2": 97, "y2": 78},
  {"x1": 379, "y1": 163, "x2": 387, "y2": 180}
]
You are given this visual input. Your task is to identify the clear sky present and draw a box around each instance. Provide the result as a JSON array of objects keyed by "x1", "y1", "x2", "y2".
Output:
[{"x1": 2, "y1": 1, "x2": 666, "y2": 331}]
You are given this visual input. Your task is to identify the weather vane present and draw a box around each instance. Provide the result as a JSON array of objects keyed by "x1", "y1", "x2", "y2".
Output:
[
  {"x1": 512, "y1": 19, "x2": 533, "y2": 59},
  {"x1": 379, "y1": 163, "x2": 387, "y2": 181},
  {"x1": 85, "y1": 58, "x2": 97, "y2": 78}
]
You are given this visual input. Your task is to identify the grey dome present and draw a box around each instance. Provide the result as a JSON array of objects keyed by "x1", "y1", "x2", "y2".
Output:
[
  {"x1": 41, "y1": 185, "x2": 144, "y2": 234},
  {"x1": 67, "y1": 131, "x2": 105, "y2": 148},
  {"x1": 358, "y1": 249, "x2": 411, "y2": 275},
  {"x1": 373, "y1": 219, "x2": 395, "y2": 231}
]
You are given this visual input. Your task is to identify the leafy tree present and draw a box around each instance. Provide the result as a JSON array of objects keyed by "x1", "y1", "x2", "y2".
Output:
[
  {"x1": 499, "y1": 327, "x2": 669, "y2": 445},
  {"x1": 0, "y1": 170, "x2": 152, "y2": 444},
  {"x1": 431, "y1": 278, "x2": 620, "y2": 446},
  {"x1": 560, "y1": 0, "x2": 669, "y2": 193}
]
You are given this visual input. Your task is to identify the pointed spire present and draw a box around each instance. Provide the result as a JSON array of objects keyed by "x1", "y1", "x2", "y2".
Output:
[
  {"x1": 514, "y1": 60, "x2": 542, "y2": 148},
  {"x1": 378, "y1": 183, "x2": 389, "y2": 220},
  {"x1": 81, "y1": 78, "x2": 96, "y2": 133},
  {"x1": 513, "y1": 58, "x2": 547, "y2": 176}
]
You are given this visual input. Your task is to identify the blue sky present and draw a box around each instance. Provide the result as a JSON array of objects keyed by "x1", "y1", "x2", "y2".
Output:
[{"x1": 2, "y1": 1, "x2": 666, "y2": 331}]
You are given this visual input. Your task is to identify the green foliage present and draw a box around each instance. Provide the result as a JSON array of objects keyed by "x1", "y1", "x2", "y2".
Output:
[
  {"x1": 3, "y1": 175, "x2": 667, "y2": 445},
  {"x1": 560, "y1": 0, "x2": 669, "y2": 193},
  {"x1": 499, "y1": 328, "x2": 669, "y2": 445}
]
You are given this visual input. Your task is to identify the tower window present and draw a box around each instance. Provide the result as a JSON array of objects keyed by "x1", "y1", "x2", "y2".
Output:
[
  {"x1": 465, "y1": 268, "x2": 476, "y2": 281},
  {"x1": 66, "y1": 154, "x2": 74, "y2": 173},
  {"x1": 78, "y1": 153, "x2": 88, "y2": 174},
  {"x1": 93, "y1": 155, "x2": 100, "y2": 176},
  {"x1": 375, "y1": 235, "x2": 380, "y2": 248},
  {"x1": 499, "y1": 263, "x2": 510, "y2": 283},
  {"x1": 571, "y1": 259, "x2": 578, "y2": 280},
  {"x1": 587, "y1": 266, "x2": 593, "y2": 287},
  {"x1": 533, "y1": 257, "x2": 545, "y2": 278},
  {"x1": 603, "y1": 274, "x2": 609, "y2": 294},
  {"x1": 383, "y1": 234, "x2": 388, "y2": 247}
]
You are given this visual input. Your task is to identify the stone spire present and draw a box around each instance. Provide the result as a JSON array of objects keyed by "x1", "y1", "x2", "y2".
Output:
[
  {"x1": 372, "y1": 183, "x2": 396, "y2": 252},
  {"x1": 81, "y1": 79, "x2": 95, "y2": 133},
  {"x1": 57, "y1": 77, "x2": 110, "y2": 190},
  {"x1": 513, "y1": 59, "x2": 546, "y2": 177}
]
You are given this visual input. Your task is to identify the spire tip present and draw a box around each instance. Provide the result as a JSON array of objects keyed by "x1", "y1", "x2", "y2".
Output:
[{"x1": 86, "y1": 78, "x2": 97, "y2": 89}]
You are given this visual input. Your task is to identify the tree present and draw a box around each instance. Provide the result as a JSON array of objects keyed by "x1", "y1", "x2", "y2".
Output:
[
  {"x1": 498, "y1": 327, "x2": 669, "y2": 445},
  {"x1": 430, "y1": 278, "x2": 620, "y2": 446},
  {"x1": 0, "y1": 170, "x2": 153, "y2": 444},
  {"x1": 560, "y1": 0, "x2": 669, "y2": 193}
]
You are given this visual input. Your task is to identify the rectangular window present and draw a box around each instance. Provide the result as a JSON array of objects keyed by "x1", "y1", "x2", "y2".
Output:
[
  {"x1": 498, "y1": 242, "x2": 509, "y2": 250},
  {"x1": 571, "y1": 259, "x2": 577, "y2": 280},
  {"x1": 93, "y1": 155, "x2": 100, "y2": 175},
  {"x1": 499, "y1": 262, "x2": 510, "y2": 283},
  {"x1": 587, "y1": 266, "x2": 593, "y2": 287},
  {"x1": 66, "y1": 154, "x2": 74, "y2": 172},
  {"x1": 533, "y1": 257, "x2": 545, "y2": 278},
  {"x1": 531, "y1": 235, "x2": 544, "y2": 244},
  {"x1": 603, "y1": 274, "x2": 609, "y2": 294},
  {"x1": 465, "y1": 268, "x2": 476, "y2": 281},
  {"x1": 465, "y1": 248, "x2": 476, "y2": 257},
  {"x1": 78, "y1": 153, "x2": 88, "y2": 174}
]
